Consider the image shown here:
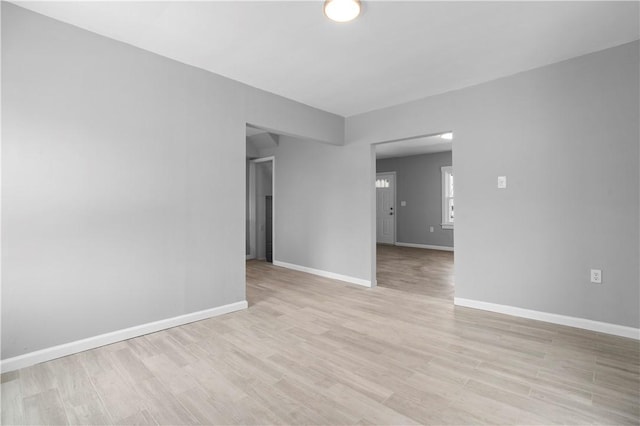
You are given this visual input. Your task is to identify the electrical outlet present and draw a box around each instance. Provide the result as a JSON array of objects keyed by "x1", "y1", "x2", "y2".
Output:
[
  {"x1": 590, "y1": 269, "x2": 602, "y2": 284},
  {"x1": 429, "y1": 226, "x2": 434, "y2": 233}
]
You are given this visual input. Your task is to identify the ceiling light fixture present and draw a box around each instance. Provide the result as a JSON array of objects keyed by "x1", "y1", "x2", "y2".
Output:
[
  {"x1": 324, "y1": 0, "x2": 361, "y2": 23},
  {"x1": 440, "y1": 132, "x2": 453, "y2": 140}
]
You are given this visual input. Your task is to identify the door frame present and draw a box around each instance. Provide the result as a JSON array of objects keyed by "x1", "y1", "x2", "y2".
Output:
[
  {"x1": 248, "y1": 156, "x2": 275, "y2": 261},
  {"x1": 376, "y1": 171, "x2": 397, "y2": 245}
]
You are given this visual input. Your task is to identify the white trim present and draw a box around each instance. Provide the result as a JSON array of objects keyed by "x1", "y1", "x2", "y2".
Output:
[
  {"x1": 441, "y1": 223, "x2": 454, "y2": 230},
  {"x1": 454, "y1": 298, "x2": 639, "y2": 340},
  {"x1": 1, "y1": 301, "x2": 248, "y2": 373},
  {"x1": 273, "y1": 260, "x2": 372, "y2": 288},
  {"x1": 395, "y1": 242, "x2": 454, "y2": 252},
  {"x1": 246, "y1": 254, "x2": 254, "y2": 260}
]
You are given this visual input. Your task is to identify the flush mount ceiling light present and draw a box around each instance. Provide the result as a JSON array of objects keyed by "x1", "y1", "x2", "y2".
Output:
[
  {"x1": 440, "y1": 132, "x2": 453, "y2": 140},
  {"x1": 324, "y1": 0, "x2": 361, "y2": 23}
]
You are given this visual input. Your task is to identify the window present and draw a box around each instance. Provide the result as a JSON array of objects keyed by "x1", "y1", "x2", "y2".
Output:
[
  {"x1": 375, "y1": 178, "x2": 390, "y2": 188},
  {"x1": 441, "y1": 166, "x2": 454, "y2": 229}
]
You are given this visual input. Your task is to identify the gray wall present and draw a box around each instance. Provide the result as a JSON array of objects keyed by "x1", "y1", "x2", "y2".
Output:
[
  {"x1": 259, "y1": 136, "x2": 373, "y2": 282},
  {"x1": 377, "y1": 151, "x2": 453, "y2": 248},
  {"x1": 348, "y1": 41, "x2": 640, "y2": 328},
  {"x1": 1, "y1": 4, "x2": 343, "y2": 359}
]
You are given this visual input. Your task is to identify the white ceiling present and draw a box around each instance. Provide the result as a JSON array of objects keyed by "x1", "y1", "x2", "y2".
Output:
[
  {"x1": 376, "y1": 134, "x2": 452, "y2": 160},
  {"x1": 14, "y1": 1, "x2": 640, "y2": 117}
]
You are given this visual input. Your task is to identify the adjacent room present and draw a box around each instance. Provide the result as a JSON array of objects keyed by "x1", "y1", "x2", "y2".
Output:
[
  {"x1": 246, "y1": 126, "x2": 278, "y2": 264},
  {"x1": 2, "y1": 1, "x2": 639, "y2": 425},
  {"x1": 375, "y1": 134, "x2": 455, "y2": 298}
]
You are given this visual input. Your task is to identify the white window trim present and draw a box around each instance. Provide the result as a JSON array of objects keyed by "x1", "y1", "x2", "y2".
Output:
[{"x1": 441, "y1": 166, "x2": 454, "y2": 230}]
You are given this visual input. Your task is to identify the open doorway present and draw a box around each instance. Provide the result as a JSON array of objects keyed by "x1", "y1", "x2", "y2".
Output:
[
  {"x1": 374, "y1": 132, "x2": 455, "y2": 300},
  {"x1": 248, "y1": 158, "x2": 273, "y2": 261},
  {"x1": 246, "y1": 125, "x2": 277, "y2": 263}
]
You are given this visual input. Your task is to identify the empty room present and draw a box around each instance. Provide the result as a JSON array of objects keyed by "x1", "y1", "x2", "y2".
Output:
[{"x1": 1, "y1": 1, "x2": 639, "y2": 425}]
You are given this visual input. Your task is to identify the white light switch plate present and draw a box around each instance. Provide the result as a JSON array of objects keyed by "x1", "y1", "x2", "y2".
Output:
[{"x1": 498, "y1": 176, "x2": 507, "y2": 189}]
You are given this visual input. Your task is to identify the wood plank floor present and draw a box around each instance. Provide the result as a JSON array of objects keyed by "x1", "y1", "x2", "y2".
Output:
[
  {"x1": 376, "y1": 244, "x2": 454, "y2": 299},
  {"x1": 2, "y1": 245, "x2": 639, "y2": 425}
]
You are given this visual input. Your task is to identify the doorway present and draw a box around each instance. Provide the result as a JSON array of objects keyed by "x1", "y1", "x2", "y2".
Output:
[
  {"x1": 376, "y1": 172, "x2": 396, "y2": 244},
  {"x1": 373, "y1": 132, "x2": 455, "y2": 298},
  {"x1": 247, "y1": 157, "x2": 274, "y2": 262}
]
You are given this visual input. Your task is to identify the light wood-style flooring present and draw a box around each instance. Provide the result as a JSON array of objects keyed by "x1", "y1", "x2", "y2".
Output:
[
  {"x1": 2, "y1": 245, "x2": 639, "y2": 425},
  {"x1": 376, "y1": 244, "x2": 454, "y2": 299}
]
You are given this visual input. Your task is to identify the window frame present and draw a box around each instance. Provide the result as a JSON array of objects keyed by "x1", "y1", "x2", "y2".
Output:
[{"x1": 441, "y1": 166, "x2": 454, "y2": 230}]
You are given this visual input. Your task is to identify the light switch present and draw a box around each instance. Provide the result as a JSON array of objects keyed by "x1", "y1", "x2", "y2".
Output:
[
  {"x1": 497, "y1": 176, "x2": 507, "y2": 189},
  {"x1": 400, "y1": 201, "x2": 407, "y2": 206}
]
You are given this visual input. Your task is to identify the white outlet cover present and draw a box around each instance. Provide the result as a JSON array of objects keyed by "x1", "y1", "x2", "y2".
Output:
[
  {"x1": 498, "y1": 176, "x2": 507, "y2": 189},
  {"x1": 401, "y1": 201, "x2": 407, "y2": 206},
  {"x1": 590, "y1": 269, "x2": 602, "y2": 284}
]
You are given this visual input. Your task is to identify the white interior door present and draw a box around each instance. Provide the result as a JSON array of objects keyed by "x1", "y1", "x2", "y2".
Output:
[{"x1": 376, "y1": 172, "x2": 395, "y2": 244}]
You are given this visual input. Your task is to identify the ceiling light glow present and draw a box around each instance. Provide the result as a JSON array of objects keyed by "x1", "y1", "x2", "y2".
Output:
[
  {"x1": 324, "y1": 0, "x2": 361, "y2": 23},
  {"x1": 440, "y1": 132, "x2": 453, "y2": 140}
]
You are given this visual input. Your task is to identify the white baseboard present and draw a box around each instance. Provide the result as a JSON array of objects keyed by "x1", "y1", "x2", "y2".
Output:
[
  {"x1": 395, "y1": 242, "x2": 454, "y2": 251},
  {"x1": 454, "y1": 297, "x2": 639, "y2": 340},
  {"x1": 246, "y1": 254, "x2": 254, "y2": 260},
  {"x1": 1, "y1": 300, "x2": 248, "y2": 373},
  {"x1": 273, "y1": 260, "x2": 372, "y2": 288}
]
